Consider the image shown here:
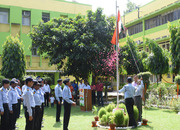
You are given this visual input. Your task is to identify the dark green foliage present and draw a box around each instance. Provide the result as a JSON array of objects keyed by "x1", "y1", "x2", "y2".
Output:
[
  {"x1": 168, "y1": 21, "x2": 180, "y2": 75},
  {"x1": 120, "y1": 36, "x2": 145, "y2": 75},
  {"x1": 1, "y1": 35, "x2": 26, "y2": 79},
  {"x1": 106, "y1": 112, "x2": 113, "y2": 124},
  {"x1": 133, "y1": 106, "x2": 139, "y2": 121},
  {"x1": 30, "y1": 8, "x2": 115, "y2": 80},
  {"x1": 98, "y1": 108, "x2": 107, "y2": 119},
  {"x1": 43, "y1": 76, "x2": 53, "y2": 85},
  {"x1": 119, "y1": 103, "x2": 127, "y2": 113},
  {"x1": 0, "y1": 75, "x2": 5, "y2": 87},
  {"x1": 114, "y1": 110, "x2": 124, "y2": 127},
  {"x1": 175, "y1": 75, "x2": 180, "y2": 85},
  {"x1": 145, "y1": 38, "x2": 169, "y2": 84},
  {"x1": 137, "y1": 71, "x2": 151, "y2": 89}
]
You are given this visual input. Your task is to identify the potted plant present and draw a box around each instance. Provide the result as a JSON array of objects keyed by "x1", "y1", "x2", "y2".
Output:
[
  {"x1": 142, "y1": 119, "x2": 148, "y2": 125},
  {"x1": 92, "y1": 106, "x2": 99, "y2": 121},
  {"x1": 109, "y1": 115, "x2": 116, "y2": 130},
  {"x1": 92, "y1": 121, "x2": 97, "y2": 127}
]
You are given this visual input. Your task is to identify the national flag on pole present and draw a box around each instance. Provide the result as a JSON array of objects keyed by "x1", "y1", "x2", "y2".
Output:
[{"x1": 111, "y1": 10, "x2": 125, "y2": 45}]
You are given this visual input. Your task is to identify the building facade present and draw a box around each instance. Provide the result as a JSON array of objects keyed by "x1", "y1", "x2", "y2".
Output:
[
  {"x1": 0, "y1": 0, "x2": 91, "y2": 83},
  {"x1": 120, "y1": 0, "x2": 180, "y2": 83}
]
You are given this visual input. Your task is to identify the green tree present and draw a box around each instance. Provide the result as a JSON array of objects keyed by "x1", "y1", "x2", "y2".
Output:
[
  {"x1": 30, "y1": 8, "x2": 115, "y2": 80},
  {"x1": 1, "y1": 35, "x2": 26, "y2": 79},
  {"x1": 145, "y1": 38, "x2": 169, "y2": 85},
  {"x1": 168, "y1": 21, "x2": 180, "y2": 75},
  {"x1": 124, "y1": 0, "x2": 138, "y2": 14},
  {"x1": 120, "y1": 36, "x2": 145, "y2": 75}
]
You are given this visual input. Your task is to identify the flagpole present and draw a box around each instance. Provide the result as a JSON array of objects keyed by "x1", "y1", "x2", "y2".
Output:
[{"x1": 116, "y1": 0, "x2": 120, "y2": 107}]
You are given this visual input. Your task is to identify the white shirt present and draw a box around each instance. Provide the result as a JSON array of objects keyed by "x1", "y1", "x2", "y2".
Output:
[
  {"x1": 119, "y1": 83, "x2": 135, "y2": 99},
  {"x1": 22, "y1": 85, "x2": 27, "y2": 93},
  {"x1": 83, "y1": 84, "x2": 91, "y2": 89},
  {"x1": 50, "y1": 97, "x2": 55, "y2": 103},
  {"x1": 62, "y1": 85, "x2": 74, "y2": 104},
  {"x1": 134, "y1": 80, "x2": 144, "y2": 97},
  {"x1": 0, "y1": 87, "x2": 9, "y2": 112},
  {"x1": 8, "y1": 87, "x2": 18, "y2": 111},
  {"x1": 22, "y1": 86, "x2": 35, "y2": 116},
  {"x1": 33, "y1": 89, "x2": 42, "y2": 106},
  {"x1": 16, "y1": 86, "x2": 22, "y2": 99},
  {"x1": 39, "y1": 88, "x2": 45, "y2": 103},
  {"x1": 55, "y1": 84, "x2": 63, "y2": 101},
  {"x1": 79, "y1": 83, "x2": 84, "y2": 90},
  {"x1": 43, "y1": 84, "x2": 51, "y2": 93}
]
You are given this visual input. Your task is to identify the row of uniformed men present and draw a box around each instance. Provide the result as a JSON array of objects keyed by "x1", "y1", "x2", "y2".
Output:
[{"x1": 0, "y1": 78, "x2": 22, "y2": 130}]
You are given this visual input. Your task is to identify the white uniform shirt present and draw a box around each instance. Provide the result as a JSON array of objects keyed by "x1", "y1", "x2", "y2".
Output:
[
  {"x1": 16, "y1": 86, "x2": 22, "y2": 99},
  {"x1": 83, "y1": 84, "x2": 91, "y2": 89},
  {"x1": 39, "y1": 87, "x2": 45, "y2": 103},
  {"x1": 50, "y1": 97, "x2": 55, "y2": 103},
  {"x1": 119, "y1": 83, "x2": 135, "y2": 99},
  {"x1": 55, "y1": 84, "x2": 63, "y2": 101},
  {"x1": 8, "y1": 87, "x2": 18, "y2": 111},
  {"x1": 62, "y1": 85, "x2": 74, "y2": 104},
  {"x1": 78, "y1": 83, "x2": 84, "y2": 90},
  {"x1": 33, "y1": 89, "x2": 42, "y2": 106},
  {"x1": 23, "y1": 86, "x2": 35, "y2": 116},
  {"x1": 43, "y1": 84, "x2": 51, "y2": 93},
  {"x1": 134, "y1": 80, "x2": 144, "y2": 97},
  {"x1": 22, "y1": 85, "x2": 27, "y2": 93},
  {"x1": 0, "y1": 87, "x2": 9, "y2": 112}
]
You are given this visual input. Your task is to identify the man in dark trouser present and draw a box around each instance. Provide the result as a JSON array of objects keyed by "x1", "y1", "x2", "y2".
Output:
[
  {"x1": 119, "y1": 77, "x2": 137, "y2": 128},
  {"x1": 43, "y1": 81, "x2": 50, "y2": 107},
  {"x1": 25, "y1": 107, "x2": 35, "y2": 130},
  {"x1": 96, "y1": 79, "x2": 104, "y2": 106},
  {"x1": 9, "y1": 104, "x2": 18, "y2": 130},
  {"x1": 55, "y1": 79, "x2": 63, "y2": 122},
  {"x1": 34, "y1": 106, "x2": 42, "y2": 130},
  {"x1": 62, "y1": 79, "x2": 76, "y2": 130},
  {"x1": 0, "y1": 79, "x2": 10, "y2": 130}
]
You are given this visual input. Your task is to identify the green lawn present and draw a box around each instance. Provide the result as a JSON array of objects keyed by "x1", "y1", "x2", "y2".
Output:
[{"x1": 17, "y1": 106, "x2": 180, "y2": 130}]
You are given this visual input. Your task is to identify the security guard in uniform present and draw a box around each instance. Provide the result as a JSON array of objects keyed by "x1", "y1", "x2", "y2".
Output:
[
  {"x1": 62, "y1": 79, "x2": 76, "y2": 130},
  {"x1": 33, "y1": 80, "x2": 42, "y2": 130},
  {"x1": 22, "y1": 77, "x2": 35, "y2": 130},
  {"x1": 119, "y1": 77, "x2": 137, "y2": 128},
  {"x1": 8, "y1": 80, "x2": 19, "y2": 130},
  {"x1": 55, "y1": 79, "x2": 63, "y2": 122},
  {"x1": 0, "y1": 79, "x2": 10, "y2": 130}
]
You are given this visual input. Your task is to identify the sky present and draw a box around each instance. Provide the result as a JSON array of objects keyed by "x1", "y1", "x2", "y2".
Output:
[{"x1": 66, "y1": 0, "x2": 153, "y2": 16}]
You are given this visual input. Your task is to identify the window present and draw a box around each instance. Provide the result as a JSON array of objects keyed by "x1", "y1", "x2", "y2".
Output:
[
  {"x1": 42, "y1": 13, "x2": 50, "y2": 23},
  {"x1": 166, "y1": 43, "x2": 170, "y2": 51},
  {"x1": 32, "y1": 44, "x2": 39, "y2": 56},
  {"x1": 0, "y1": 8, "x2": 9, "y2": 24},
  {"x1": 22, "y1": 11, "x2": 31, "y2": 26},
  {"x1": 128, "y1": 22, "x2": 142, "y2": 35},
  {"x1": 145, "y1": 8, "x2": 180, "y2": 30},
  {"x1": 162, "y1": 44, "x2": 165, "y2": 49}
]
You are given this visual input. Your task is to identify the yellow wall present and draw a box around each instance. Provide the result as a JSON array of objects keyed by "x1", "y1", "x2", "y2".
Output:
[
  {"x1": 0, "y1": 0, "x2": 91, "y2": 16},
  {"x1": 0, "y1": 24, "x2": 10, "y2": 32},
  {"x1": 123, "y1": 0, "x2": 178, "y2": 24}
]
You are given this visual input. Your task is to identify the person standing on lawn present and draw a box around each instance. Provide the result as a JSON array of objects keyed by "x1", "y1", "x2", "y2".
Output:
[
  {"x1": 119, "y1": 77, "x2": 137, "y2": 128},
  {"x1": 55, "y1": 79, "x2": 63, "y2": 122},
  {"x1": 62, "y1": 79, "x2": 76, "y2": 130},
  {"x1": 96, "y1": 79, "x2": 104, "y2": 106},
  {"x1": 16, "y1": 79, "x2": 22, "y2": 118},
  {"x1": 50, "y1": 94, "x2": 55, "y2": 107},
  {"x1": 33, "y1": 80, "x2": 42, "y2": 130},
  {"x1": 0, "y1": 79, "x2": 10, "y2": 130},
  {"x1": 8, "y1": 80, "x2": 19, "y2": 130},
  {"x1": 91, "y1": 82, "x2": 96, "y2": 105},
  {"x1": 23, "y1": 77, "x2": 35, "y2": 130},
  {"x1": 43, "y1": 80, "x2": 50, "y2": 107},
  {"x1": 133, "y1": 77, "x2": 144, "y2": 122},
  {"x1": 72, "y1": 80, "x2": 78, "y2": 103}
]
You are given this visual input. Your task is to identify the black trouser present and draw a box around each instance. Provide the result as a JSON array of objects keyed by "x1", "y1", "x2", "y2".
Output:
[
  {"x1": 63, "y1": 100, "x2": 71, "y2": 130},
  {"x1": 34, "y1": 106, "x2": 42, "y2": 130},
  {"x1": 9, "y1": 104, "x2": 18, "y2": 130},
  {"x1": 25, "y1": 107, "x2": 35, "y2": 130},
  {"x1": 44, "y1": 92, "x2": 49, "y2": 107},
  {"x1": 125, "y1": 98, "x2": 137, "y2": 127},
  {"x1": 56, "y1": 97, "x2": 62, "y2": 122},
  {"x1": 92, "y1": 90, "x2": 96, "y2": 105},
  {"x1": 1, "y1": 103, "x2": 10, "y2": 130},
  {"x1": 135, "y1": 96, "x2": 142, "y2": 122},
  {"x1": 74, "y1": 91, "x2": 78, "y2": 103},
  {"x1": 51, "y1": 103, "x2": 54, "y2": 107},
  {"x1": 97, "y1": 91, "x2": 103, "y2": 106},
  {"x1": 17, "y1": 99, "x2": 21, "y2": 118},
  {"x1": 40, "y1": 103, "x2": 44, "y2": 125}
]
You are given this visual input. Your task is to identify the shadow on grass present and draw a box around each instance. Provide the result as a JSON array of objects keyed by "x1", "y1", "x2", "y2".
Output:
[
  {"x1": 53, "y1": 122, "x2": 62, "y2": 128},
  {"x1": 162, "y1": 110, "x2": 175, "y2": 114},
  {"x1": 137, "y1": 125, "x2": 154, "y2": 130}
]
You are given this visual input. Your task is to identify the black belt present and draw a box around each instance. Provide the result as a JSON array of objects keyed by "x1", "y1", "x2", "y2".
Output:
[
  {"x1": 35, "y1": 106, "x2": 41, "y2": 108},
  {"x1": 24, "y1": 106, "x2": 35, "y2": 109},
  {"x1": 3, "y1": 103, "x2": 8, "y2": 105},
  {"x1": 135, "y1": 95, "x2": 141, "y2": 97},
  {"x1": 125, "y1": 97, "x2": 133, "y2": 100}
]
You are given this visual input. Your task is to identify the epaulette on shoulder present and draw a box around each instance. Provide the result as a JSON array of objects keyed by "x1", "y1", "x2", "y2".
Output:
[
  {"x1": 27, "y1": 89, "x2": 29, "y2": 91},
  {"x1": 33, "y1": 91, "x2": 35, "y2": 94},
  {"x1": 0, "y1": 88, "x2": 3, "y2": 92}
]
